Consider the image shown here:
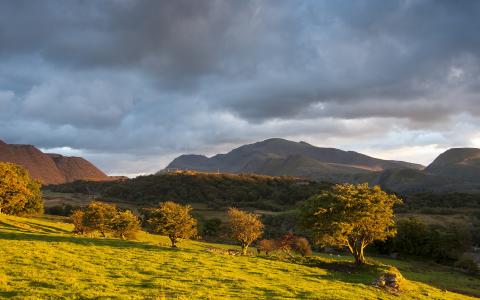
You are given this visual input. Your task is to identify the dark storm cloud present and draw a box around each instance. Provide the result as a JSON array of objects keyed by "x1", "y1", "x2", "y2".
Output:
[{"x1": 1, "y1": 0, "x2": 480, "y2": 174}]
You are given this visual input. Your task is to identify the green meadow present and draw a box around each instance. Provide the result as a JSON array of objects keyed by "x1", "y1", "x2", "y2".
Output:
[{"x1": 0, "y1": 214, "x2": 478, "y2": 299}]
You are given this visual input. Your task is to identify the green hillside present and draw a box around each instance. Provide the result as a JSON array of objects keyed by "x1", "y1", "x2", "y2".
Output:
[{"x1": 0, "y1": 214, "x2": 478, "y2": 299}]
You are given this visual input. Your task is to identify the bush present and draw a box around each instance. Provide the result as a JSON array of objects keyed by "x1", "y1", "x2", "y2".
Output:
[
  {"x1": 394, "y1": 218, "x2": 428, "y2": 256},
  {"x1": 70, "y1": 210, "x2": 89, "y2": 235},
  {"x1": 45, "y1": 204, "x2": 79, "y2": 216},
  {"x1": 257, "y1": 239, "x2": 278, "y2": 255},
  {"x1": 201, "y1": 218, "x2": 222, "y2": 238},
  {"x1": 454, "y1": 255, "x2": 479, "y2": 275},
  {"x1": 292, "y1": 237, "x2": 312, "y2": 257}
]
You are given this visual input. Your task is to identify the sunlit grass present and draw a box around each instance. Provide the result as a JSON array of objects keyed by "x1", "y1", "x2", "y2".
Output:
[{"x1": 0, "y1": 214, "x2": 478, "y2": 299}]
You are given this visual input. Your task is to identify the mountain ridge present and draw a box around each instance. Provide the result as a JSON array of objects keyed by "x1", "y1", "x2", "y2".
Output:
[
  {"x1": 164, "y1": 138, "x2": 480, "y2": 193},
  {"x1": 165, "y1": 138, "x2": 424, "y2": 181}
]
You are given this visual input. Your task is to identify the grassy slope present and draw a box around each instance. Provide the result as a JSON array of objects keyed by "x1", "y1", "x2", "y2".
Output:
[{"x1": 0, "y1": 215, "x2": 478, "y2": 299}]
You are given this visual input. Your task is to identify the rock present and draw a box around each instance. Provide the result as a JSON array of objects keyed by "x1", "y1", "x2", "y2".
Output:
[{"x1": 372, "y1": 267, "x2": 405, "y2": 291}]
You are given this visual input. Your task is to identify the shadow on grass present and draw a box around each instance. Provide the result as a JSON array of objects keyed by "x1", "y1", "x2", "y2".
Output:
[
  {"x1": 0, "y1": 231, "x2": 197, "y2": 254},
  {"x1": 23, "y1": 221, "x2": 71, "y2": 234},
  {"x1": 0, "y1": 290, "x2": 19, "y2": 298},
  {"x1": 257, "y1": 255, "x2": 384, "y2": 285},
  {"x1": 0, "y1": 221, "x2": 36, "y2": 234}
]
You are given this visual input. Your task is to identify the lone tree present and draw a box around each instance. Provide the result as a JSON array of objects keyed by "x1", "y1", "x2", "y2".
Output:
[
  {"x1": 301, "y1": 183, "x2": 401, "y2": 265},
  {"x1": 227, "y1": 208, "x2": 264, "y2": 255},
  {"x1": 0, "y1": 162, "x2": 43, "y2": 215},
  {"x1": 147, "y1": 201, "x2": 197, "y2": 247},
  {"x1": 82, "y1": 201, "x2": 117, "y2": 237},
  {"x1": 111, "y1": 210, "x2": 141, "y2": 240}
]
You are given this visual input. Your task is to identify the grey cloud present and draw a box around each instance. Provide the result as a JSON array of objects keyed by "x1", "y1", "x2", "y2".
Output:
[{"x1": 1, "y1": 0, "x2": 480, "y2": 175}]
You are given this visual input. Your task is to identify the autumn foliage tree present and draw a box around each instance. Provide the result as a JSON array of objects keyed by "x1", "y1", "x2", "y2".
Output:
[
  {"x1": 0, "y1": 162, "x2": 43, "y2": 215},
  {"x1": 147, "y1": 201, "x2": 197, "y2": 247},
  {"x1": 227, "y1": 208, "x2": 264, "y2": 255},
  {"x1": 301, "y1": 183, "x2": 401, "y2": 265}
]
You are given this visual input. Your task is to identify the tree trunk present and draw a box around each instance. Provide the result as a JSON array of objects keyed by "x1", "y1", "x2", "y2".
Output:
[
  {"x1": 170, "y1": 236, "x2": 177, "y2": 248},
  {"x1": 241, "y1": 244, "x2": 248, "y2": 255},
  {"x1": 347, "y1": 239, "x2": 367, "y2": 265},
  {"x1": 101, "y1": 230, "x2": 106, "y2": 237}
]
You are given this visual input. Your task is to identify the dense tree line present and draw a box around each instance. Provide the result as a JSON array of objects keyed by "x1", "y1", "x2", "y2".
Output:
[
  {"x1": 398, "y1": 192, "x2": 480, "y2": 211},
  {"x1": 46, "y1": 172, "x2": 330, "y2": 210}
]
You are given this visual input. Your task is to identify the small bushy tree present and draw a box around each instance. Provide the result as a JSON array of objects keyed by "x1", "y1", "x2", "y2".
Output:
[
  {"x1": 301, "y1": 183, "x2": 401, "y2": 265},
  {"x1": 0, "y1": 162, "x2": 43, "y2": 215},
  {"x1": 227, "y1": 208, "x2": 264, "y2": 255},
  {"x1": 147, "y1": 201, "x2": 197, "y2": 247},
  {"x1": 111, "y1": 210, "x2": 141, "y2": 240},
  {"x1": 82, "y1": 201, "x2": 117, "y2": 237}
]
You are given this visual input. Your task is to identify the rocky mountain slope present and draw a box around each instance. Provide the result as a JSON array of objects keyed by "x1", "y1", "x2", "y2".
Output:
[{"x1": 0, "y1": 140, "x2": 109, "y2": 184}]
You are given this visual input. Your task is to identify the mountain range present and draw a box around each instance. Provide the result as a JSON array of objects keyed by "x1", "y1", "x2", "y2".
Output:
[
  {"x1": 0, "y1": 140, "x2": 110, "y2": 184},
  {"x1": 165, "y1": 138, "x2": 480, "y2": 193}
]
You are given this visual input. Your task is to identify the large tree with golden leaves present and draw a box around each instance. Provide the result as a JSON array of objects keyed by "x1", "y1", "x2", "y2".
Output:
[
  {"x1": 301, "y1": 183, "x2": 401, "y2": 265},
  {"x1": 0, "y1": 162, "x2": 43, "y2": 215}
]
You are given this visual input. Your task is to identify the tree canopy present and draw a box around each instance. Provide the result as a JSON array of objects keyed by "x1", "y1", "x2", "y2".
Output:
[
  {"x1": 147, "y1": 201, "x2": 197, "y2": 247},
  {"x1": 227, "y1": 208, "x2": 264, "y2": 255},
  {"x1": 301, "y1": 183, "x2": 401, "y2": 264},
  {"x1": 0, "y1": 162, "x2": 43, "y2": 215},
  {"x1": 82, "y1": 201, "x2": 118, "y2": 237}
]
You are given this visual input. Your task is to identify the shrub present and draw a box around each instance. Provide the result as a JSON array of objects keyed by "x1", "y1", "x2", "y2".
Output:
[
  {"x1": 46, "y1": 204, "x2": 79, "y2": 216},
  {"x1": 455, "y1": 255, "x2": 479, "y2": 275},
  {"x1": 147, "y1": 201, "x2": 197, "y2": 247},
  {"x1": 111, "y1": 210, "x2": 141, "y2": 240},
  {"x1": 70, "y1": 210, "x2": 89, "y2": 234},
  {"x1": 292, "y1": 237, "x2": 312, "y2": 257},
  {"x1": 201, "y1": 218, "x2": 222, "y2": 238},
  {"x1": 227, "y1": 208, "x2": 264, "y2": 255},
  {"x1": 257, "y1": 239, "x2": 278, "y2": 255},
  {"x1": 394, "y1": 217, "x2": 428, "y2": 256}
]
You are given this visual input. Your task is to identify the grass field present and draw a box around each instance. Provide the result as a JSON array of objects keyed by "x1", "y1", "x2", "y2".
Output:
[{"x1": 0, "y1": 214, "x2": 479, "y2": 299}]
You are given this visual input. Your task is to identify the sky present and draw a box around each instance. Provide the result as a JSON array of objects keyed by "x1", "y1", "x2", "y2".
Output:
[{"x1": 1, "y1": 0, "x2": 480, "y2": 176}]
